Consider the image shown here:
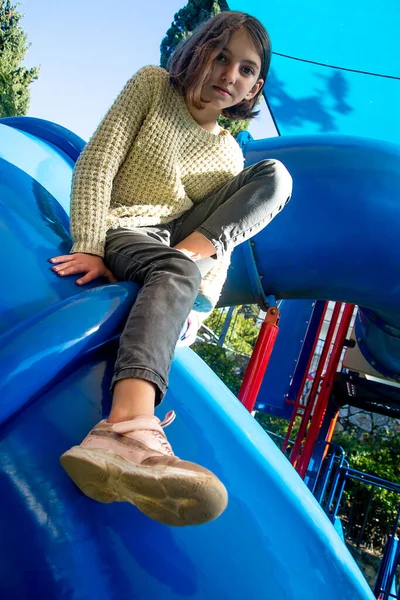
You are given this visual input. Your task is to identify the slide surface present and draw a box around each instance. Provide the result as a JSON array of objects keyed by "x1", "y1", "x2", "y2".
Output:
[{"x1": 0, "y1": 119, "x2": 378, "y2": 599}]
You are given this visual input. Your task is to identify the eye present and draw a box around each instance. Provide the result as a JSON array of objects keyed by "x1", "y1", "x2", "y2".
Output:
[
  {"x1": 215, "y1": 53, "x2": 227, "y2": 63},
  {"x1": 241, "y1": 65, "x2": 255, "y2": 76}
]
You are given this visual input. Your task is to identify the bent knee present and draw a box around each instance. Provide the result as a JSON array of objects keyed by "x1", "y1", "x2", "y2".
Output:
[
  {"x1": 258, "y1": 158, "x2": 292, "y2": 190},
  {"x1": 182, "y1": 255, "x2": 202, "y2": 283},
  {"x1": 273, "y1": 159, "x2": 293, "y2": 197},
  {"x1": 168, "y1": 250, "x2": 202, "y2": 288},
  {"x1": 258, "y1": 158, "x2": 293, "y2": 208}
]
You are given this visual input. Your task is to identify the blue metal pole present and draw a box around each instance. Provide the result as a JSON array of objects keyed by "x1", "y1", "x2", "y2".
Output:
[
  {"x1": 217, "y1": 306, "x2": 235, "y2": 347},
  {"x1": 330, "y1": 467, "x2": 349, "y2": 523},
  {"x1": 314, "y1": 445, "x2": 336, "y2": 504},
  {"x1": 323, "y1": 453, "x2": 348, "y2": 514}
]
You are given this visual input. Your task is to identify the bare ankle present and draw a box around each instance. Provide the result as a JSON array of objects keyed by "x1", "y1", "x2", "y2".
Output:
[
  {"x1": 108, "y1": 378, "x2": 156, "y2": 423},
  {"x1": 174, "y1": 231, "x2": 216, "y2": 260}
]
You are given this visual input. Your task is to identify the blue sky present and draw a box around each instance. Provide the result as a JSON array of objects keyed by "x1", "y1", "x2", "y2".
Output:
[
  {"x1": 21, "y1": 0, "x2": 276, "y2": 141},
  {"x1": 22, "y1": 0, "x2": 186, "y2": 140}
]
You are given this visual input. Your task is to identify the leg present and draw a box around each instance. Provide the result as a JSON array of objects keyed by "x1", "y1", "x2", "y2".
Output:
[
  {"x1": 174, "y1": 231, "x2": 216, "y2": 261},
  {"x1": 172, "y1": 159, "x2": 293, "y2": 258},
  {"x1": 109, "y1": 378, "x2": 157, "y2": 423},
  {"x1": 104, "y1": 227, "x2": 202, "y2": 406},
  {"x1": 60, "y1": 227, "x2": 228, "y2": 526}
]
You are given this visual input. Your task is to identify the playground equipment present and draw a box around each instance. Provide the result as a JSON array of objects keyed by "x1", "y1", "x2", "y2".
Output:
[
  {"x1": 1, "y1": 0, "x2": 399, "y2": 593},
  {"x1": 1, "y1": 115, "x2": 394, "y2": 599}
]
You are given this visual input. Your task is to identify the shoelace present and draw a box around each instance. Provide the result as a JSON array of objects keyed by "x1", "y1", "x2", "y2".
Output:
[
  {"x1": 155, "y1": 410, "x2": 176, "y2": 455},
  {"x1": 159, "y1": 410, "x2": 176, "y2": 428}
]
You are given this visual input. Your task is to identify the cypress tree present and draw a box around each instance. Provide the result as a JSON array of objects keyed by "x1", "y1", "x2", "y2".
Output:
[{"x1": 0, "y1": 1, "x2": 39, "y2": 117}]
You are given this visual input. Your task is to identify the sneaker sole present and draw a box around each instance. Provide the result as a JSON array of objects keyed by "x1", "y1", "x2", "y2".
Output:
[{"x1": 60, "y1": 446, "x2": 228, "y2": 527}]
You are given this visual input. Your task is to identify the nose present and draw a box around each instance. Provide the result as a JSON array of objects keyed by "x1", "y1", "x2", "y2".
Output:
[{"x1": 221, "y1": 63, "x2": 239, "y2": 85}]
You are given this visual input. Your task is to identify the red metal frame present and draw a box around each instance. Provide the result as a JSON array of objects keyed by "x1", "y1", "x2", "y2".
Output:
[
  {"x1": 282, "y1": 301, "x2": 329, "y2": 454},
  {"x1": 296, "y1": 303, "x2": 354, "y2": 478},
  {"x1": 287, "y1": 302, "x2": 342, "y2": 465},
  {"x1": 238, "y1": 305, "x2": 280, "y2": 412}
]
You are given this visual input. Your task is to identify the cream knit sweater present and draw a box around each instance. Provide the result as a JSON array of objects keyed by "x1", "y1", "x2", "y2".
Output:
[{"x1": 70, "y1": 66, "x2": 244, "y2": 307}]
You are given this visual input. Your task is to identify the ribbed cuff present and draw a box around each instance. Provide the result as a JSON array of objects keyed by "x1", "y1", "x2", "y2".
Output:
[{"x1": 70, "y1": 240, "x2": 105, "y2": 257}]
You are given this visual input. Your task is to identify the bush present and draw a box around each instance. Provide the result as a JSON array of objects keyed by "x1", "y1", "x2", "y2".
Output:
[
  {"x1": 332, "y1": 427, "x2": 400, "y2": 550},
  {"x1": 192, "y1": 342, "x2": 242, "y2": 395}
]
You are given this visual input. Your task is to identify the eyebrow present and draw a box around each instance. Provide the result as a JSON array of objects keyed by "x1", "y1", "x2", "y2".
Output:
[{"x1": 221, "y1": 47, "x2": 260, "y2": 69}]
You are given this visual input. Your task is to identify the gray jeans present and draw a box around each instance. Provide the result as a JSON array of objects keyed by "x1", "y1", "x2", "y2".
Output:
[{"x1": 104, "y1": 159, "x2": 292, "y2": 403}]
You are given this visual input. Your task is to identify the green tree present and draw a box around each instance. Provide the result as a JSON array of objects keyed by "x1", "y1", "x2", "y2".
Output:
[
  {"x1": 160, "y1": 0, "x2": 249, "y2": 137},
  {"x1": 192, "y1": 342, "x2": 242, "y2": 394},
  {"x1": 217, "y1": 114, "x2": 250, "y2": 137},
  {"x1": 255, "y1": 412, "x2": 302, "y2": 452},
  {"x1": 331, "y1": 426, "x2": 400, "y2": 549},
  {"x1": 0, "y1": 1, "x2": 39, "y2": 117},
  {"x1": 160, "y1": 0, "x2": 229, "y2": 68},
  {"x1": 204, "y1": 305, "x2": 259, "y2": 354},
  {"x1": 192, "y1": 304, "x2": 261, "y2": 395}
]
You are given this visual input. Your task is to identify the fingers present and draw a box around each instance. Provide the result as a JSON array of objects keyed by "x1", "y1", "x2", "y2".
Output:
[
  {"x1": 50, "y1": 253, "x2": 117, "y2": 285},
  {"x1": 76, "y1": 271, "x2": 98, "y2": 285},
  {"x1": 50, "y1": 255, "x2": 75, "y2": 264},
  {"x1": 77, "y1": 270, "x2": 117, "y2": 285},
  {"x1": 52, "y1": 256, "x2": 81, "y2": 276},
  {"x1": 52, "y1": 265, "x2": 82, "y2": 276}
]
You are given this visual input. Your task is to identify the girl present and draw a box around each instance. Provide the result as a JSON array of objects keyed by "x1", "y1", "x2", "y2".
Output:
[{"x1": 51, "y1": 11, "x2": 292, "y2": 527}]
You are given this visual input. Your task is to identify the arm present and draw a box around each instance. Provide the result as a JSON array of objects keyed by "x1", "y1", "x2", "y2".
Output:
[
  {"x1": 51, "y1": 67, "x2": 156, "y2": 284},
  {"x1": 70, "y1": 66, "x2": 155, "y2": 257}
]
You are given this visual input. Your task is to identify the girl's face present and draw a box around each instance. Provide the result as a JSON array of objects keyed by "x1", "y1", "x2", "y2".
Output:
[{"x1": 201, "y1": 28, "x2": 264, "y2": 112}]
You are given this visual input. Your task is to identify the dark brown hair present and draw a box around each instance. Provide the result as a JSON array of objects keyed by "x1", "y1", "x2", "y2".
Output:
[{"x1": 168, "y1": 11, "x2": 271, "y2": 120}]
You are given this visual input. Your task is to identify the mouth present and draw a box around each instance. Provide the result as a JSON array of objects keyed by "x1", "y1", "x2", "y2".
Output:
[{"x1": 212, "y1": 85, "x2": 232, "y2": 97}]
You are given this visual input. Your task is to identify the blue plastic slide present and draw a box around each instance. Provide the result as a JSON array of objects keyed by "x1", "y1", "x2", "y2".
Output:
[{"x1": 0, "y1": 118, "x2": 382, "y2": 599}]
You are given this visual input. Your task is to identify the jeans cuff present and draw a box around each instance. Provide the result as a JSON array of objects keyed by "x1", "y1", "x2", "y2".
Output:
[
  {"x1": 111, "y1": 366, "x2": 167, "y2": 406},
  {"x1": 196, "y1": 226, "x2": 224, "y2": 259}
]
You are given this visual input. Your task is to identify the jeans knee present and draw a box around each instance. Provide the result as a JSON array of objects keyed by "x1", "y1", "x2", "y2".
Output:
[
  {"x1": 272, "y1": 159, "x2": 293, "y2": 199},
  {"x1": 166, "y1": 252, "x2": 202, "y2": 293},
  {"x1": 182, "y1": 256, "x2": 202, "y2": 286},
  {"x1": 255, "y1": 158, "x2": 293, "y2": 207}
]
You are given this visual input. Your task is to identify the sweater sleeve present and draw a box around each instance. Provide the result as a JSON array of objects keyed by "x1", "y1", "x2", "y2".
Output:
[{"x1": 70, "y1": 66, "x2": 156, "y2": 256}]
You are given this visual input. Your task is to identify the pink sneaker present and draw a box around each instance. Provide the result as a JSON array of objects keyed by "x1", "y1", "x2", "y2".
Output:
[{"x1": 60, "y1": 411, "x2": 228, "y2": 527}]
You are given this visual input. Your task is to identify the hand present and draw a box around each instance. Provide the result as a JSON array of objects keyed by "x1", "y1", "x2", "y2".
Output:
[
  {"x1": 50, "y1": 253, "x2": 117, "y2": 285},
  {"x1": 178, "y1": 310, "x2": 202, "y2": 347}
]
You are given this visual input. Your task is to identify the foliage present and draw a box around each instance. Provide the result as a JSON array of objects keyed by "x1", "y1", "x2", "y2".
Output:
[
  {"x1": 160, "y1": 0, "x2": 246, "y2": 137},
  {"x1": 255, "y1": 413, "x2": 302, "y2": 451},
  {"x1": 191, "y1": 304, "x2": 261, "y2": 394},
  {"x1": 204, "y1": 305, "x2": 260, "y2": 355},
  {"x1": 254, "y1": 413, "x2": 400, "y2": 549},
  {"x1": 331, "y1": 426, "x2": 400, "y2": 549},
  {"x1": 217, "y1": 114, "x2": 250, "y2": 138},
  {"x1": 160, "y1": 0, "x2": 224, "y2": 68},
  {"x1": 192, "y1": 342, "x2": 241, "y2": 394},
  {"x1": 0, "y1": 0, "x2": 39, "y2": 117}
]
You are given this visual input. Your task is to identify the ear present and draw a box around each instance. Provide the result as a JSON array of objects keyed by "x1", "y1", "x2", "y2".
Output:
[{"x1": 245, "y1": 78, "x2": 264, "y2": 100}]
